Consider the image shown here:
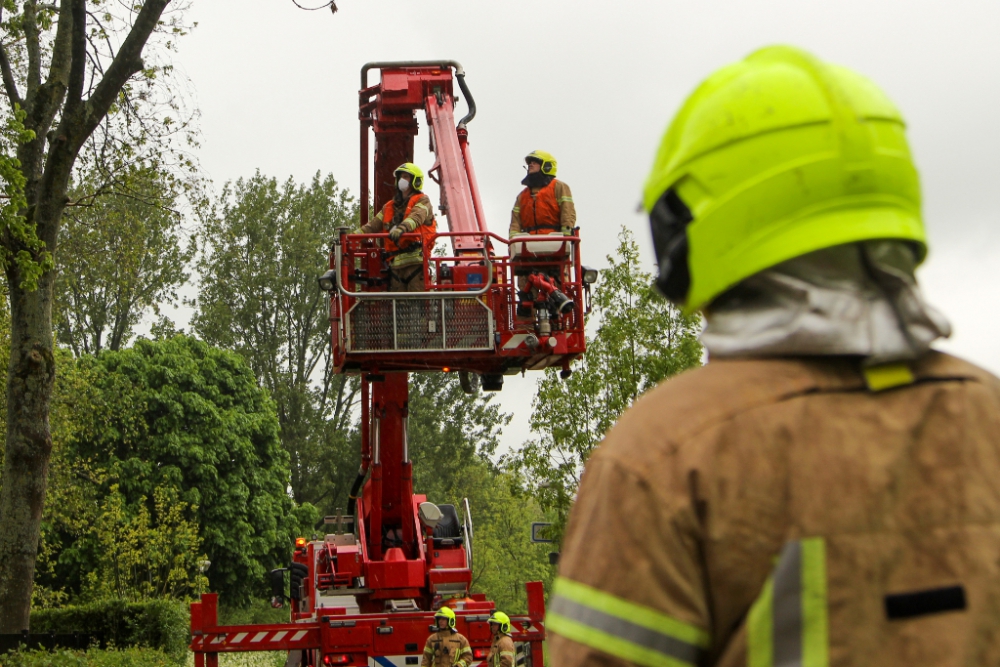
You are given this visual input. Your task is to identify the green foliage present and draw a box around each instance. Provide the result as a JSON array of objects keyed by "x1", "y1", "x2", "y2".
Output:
[
  {"x1": 44, "y1": 336, "x2": 315, "y2": 604},
  {"x1": 56, "y1": 163, "x2": 195, "y2": 355},
  {"x1": 407, "y1": 372, "x2": 509, "y2": 504},
  {"x1": 79, "y1": 484, "x2": 207, "y2": 602},
  {"x1": 28, "y1": 598, "x2": 189, "y2": 660},
  {"x1": 0, "y1": 105, "x2": 48, "y2": 290},
  {"x1": 505, "y1": 227, "x2": 703, "y2": 538},
  {"x1": 192, "y1": 171, "x2": 360, "y2": 514},
  {"x1": 2, "y1": 647, "x2": 181, "y2": 667},
  {"x1": 467, "y1": 473, "x2": 553, "y2": 614}
]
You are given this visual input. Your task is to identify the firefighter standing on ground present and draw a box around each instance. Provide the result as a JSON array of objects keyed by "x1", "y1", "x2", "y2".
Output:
[
  {"x1": 510, "y1": 151, "x2": 576, "y2": 317},
  {"x1": 487, "y1": 612, "x2": 516, "y2": 667},
  {"x1": 422, "y1": 607, "x2": 473, "y2": 667},
  {"x1": 360, "y1": 162, "x2": 437, "y2": 292},
  {"x1": 549, "y1": 46, "x2": 1000, "y2": 667}
]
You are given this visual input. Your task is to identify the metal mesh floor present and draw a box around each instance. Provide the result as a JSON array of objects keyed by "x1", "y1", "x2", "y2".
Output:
[{"x1": 348, "y1": 298, "x2": 492, "y2": 352}]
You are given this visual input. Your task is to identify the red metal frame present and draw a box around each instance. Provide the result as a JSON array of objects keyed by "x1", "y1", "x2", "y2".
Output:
[{"x1": 192, "y1": 60, "x2": 583, "y2": 667}]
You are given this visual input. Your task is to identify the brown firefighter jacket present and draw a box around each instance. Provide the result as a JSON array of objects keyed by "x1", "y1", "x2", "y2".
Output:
[
  {"x1": 488, "y1": 633, "x2": 515, "y2": 667},
  {"x1": 422, "y1": 629, "x2": 473, "y2": 667},
  {"x1": 549, "y1": 353, "x2": 1000, "y2": 667}
]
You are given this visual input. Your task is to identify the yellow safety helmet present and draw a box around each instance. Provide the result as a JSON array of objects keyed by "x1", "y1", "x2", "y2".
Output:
[
  {"x1": 395, "y1": 162, "x2": 425, "y2": 191},
  {"x1": 643, "y1": 45, "x2": 925, "y2": 314},
  {"x1": 524, "y1": 150, "x2": 557, "y2": 176},
  {"x1": 487, "y1": 611, "x2": 511, "y2": 634},
  {"x1": 434, "y1": 606, "x2": 457, "y2": 629}
]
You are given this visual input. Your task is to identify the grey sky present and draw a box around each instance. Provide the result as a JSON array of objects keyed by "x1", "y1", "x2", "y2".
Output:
[{"x1": 173, "y1": 0, "x2": 1000, "y2": 451}]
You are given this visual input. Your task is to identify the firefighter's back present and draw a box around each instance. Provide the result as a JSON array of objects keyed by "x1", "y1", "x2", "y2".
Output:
[{"x1": 553, "y1": 352, "x2": 1000, "y2": 667}]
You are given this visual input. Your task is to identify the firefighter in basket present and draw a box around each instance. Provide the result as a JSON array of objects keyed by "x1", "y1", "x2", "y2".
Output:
[
  {"x1": 360, "y1": 162, "x2": 438, "y2": 292},
  {"x1": 510, "y1": 150, "x2": 576, "y2": 318}
]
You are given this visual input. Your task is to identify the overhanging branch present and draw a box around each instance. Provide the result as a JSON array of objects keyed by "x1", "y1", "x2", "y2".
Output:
[{"x1": 82, "y1": 0, "x2": 171, "y2": 141}]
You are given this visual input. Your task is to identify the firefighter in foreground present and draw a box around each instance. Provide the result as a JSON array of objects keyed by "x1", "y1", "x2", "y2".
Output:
[
  {"x1": 510, "y1": 150, "x2": 576, "y2": 317},
  {"x1": 486, "y1": 611, "x2": 516, "y2": 667},
  {"x1": 549, "y1": 45, "x2": 1000, "y2": 666},
  {"x1": 360, "y1": 162, "x2": 437, "y2": 291},
  {"x1": 422, "y1": 607, "x2": 473, "y2": 667}
]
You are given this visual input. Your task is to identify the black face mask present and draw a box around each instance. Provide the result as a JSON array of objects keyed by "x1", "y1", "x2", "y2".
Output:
[
  {"x1": 649, "y1": 188, "x2": 694, "y2": 304},
  {"x1": 521, "y1": 171, "x2": 553, "y2": 188}
]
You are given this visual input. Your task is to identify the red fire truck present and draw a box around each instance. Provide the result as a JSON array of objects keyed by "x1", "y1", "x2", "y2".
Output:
[{"x1": 190, "y1": 60, "x2": 592, "y2": 667}]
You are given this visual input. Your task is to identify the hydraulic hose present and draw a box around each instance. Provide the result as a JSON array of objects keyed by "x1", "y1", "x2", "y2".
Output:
[
  {"x1": 455, "y1": 73, "x2": 476, "y2": 129},
  {"x1": 346, "y1": 465, "x2": 367, "y2": 519}
]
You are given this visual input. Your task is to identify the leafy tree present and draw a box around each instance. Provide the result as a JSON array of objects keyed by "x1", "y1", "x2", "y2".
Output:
[
  {"x1": 0, "y1": 0, "x2": 187, "y2": 629},
  {"x1": 192, "y1": 172, "x2": 360, "y2": 514},
  {"x1": 467, "y1": 472, "x2": 554, "y2": 614},
  {"x1": 45, "y1": 335, "x2": 315, "y2": 604},
  {"x1": 79, "y1": 483, "x2": 207, "y2": 602},
  {"x1": 56, "y1": 163, "x2": 194, "y2": 355},
  {"x1": 406, "y1": 372, "x2": 509, "y2": 505},
  {"x1": 504, "y1": 227, "x2": 703, "y2": 538}
]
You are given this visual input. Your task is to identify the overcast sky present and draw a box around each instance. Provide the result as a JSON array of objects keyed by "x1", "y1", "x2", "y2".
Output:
[{"x1": 171, "y1": 0, "x2": 1000, "y2": 453}]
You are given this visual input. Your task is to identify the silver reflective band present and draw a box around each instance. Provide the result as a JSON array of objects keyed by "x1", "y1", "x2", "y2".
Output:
[
  {"x1": 548, "y1": 594, "x2": 706, "y2": 665},
  {"x1": 772, "y1": 540, "x2": 803, "y2": 666}
]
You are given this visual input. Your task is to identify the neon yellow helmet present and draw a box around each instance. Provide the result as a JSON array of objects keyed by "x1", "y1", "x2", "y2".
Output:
[
  {"x1": 643, "y1": 45, "x2": 925, "y2": 314},
  {"x1": 487, "y1": 611, "x2": 511, "y2": 634},
  {"x1": 395, "y1": 162, "x2": 425, "y2": 191},
  {"x1": 434, "y1": 606, "x2": 457, "y2": 629},
  {"x1": 525, "y1": 150, "x2": 557, "y2": 176}
]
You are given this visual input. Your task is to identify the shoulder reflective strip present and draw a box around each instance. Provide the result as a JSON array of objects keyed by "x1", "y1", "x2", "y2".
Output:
[
  {"x1": 863, "y1": 363, "x2": 914, "y2": 391},
  {"x1": 748, "y1": 538, "x2": 829, "y2": 667},
  {"x1": 425, "y1": 647, "x2": 435, "y2": 654},
  {"x1": 558, "y1": 197, "x2": 574, "y2": 203},
  {"x1": 553, "y1": 577, "x2": 709, "y2": 648},
  {"x1": 512, "y1": 206, "x2": 520, "y2": 212}
]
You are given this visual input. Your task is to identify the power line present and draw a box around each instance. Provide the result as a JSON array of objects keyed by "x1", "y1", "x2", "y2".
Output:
[{"x1": 291, "y1": 0, "x2": 338, "y2": 12}]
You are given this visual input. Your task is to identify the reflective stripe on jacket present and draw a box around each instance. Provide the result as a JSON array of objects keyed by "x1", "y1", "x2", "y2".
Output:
[
  {"x1": 422, "y1": 630, "x2": 473, "y2": 667},
  {"x1": 550, "y1": 352, "x2": 1000, "y2": 667},
  {"x1": 488, "y1": 634, "x2": 516, "y2": 667}
]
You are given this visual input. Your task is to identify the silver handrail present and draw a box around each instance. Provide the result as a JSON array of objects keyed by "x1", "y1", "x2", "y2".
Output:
[{"x1": 334, "y1": 236, "x2": 494, "y2": 300}]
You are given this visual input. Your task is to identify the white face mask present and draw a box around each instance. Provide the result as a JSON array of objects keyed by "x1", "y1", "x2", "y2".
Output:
[{"x1": 397, "y1": 177, "x2": 410, "y2": 192}]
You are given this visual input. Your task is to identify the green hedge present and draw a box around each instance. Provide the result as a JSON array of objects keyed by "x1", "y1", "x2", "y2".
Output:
[
  {"x1": 1, "y1": 647, "x2": 179, "y2": 667},
  {"x1": 28, "y1": 599, "x2": 188, "y2": 660}
]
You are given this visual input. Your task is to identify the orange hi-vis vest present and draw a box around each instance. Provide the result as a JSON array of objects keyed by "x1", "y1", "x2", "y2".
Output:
[
  {"x1": 517, "y1": 180, "x2": 562, "y2": 234},
  {"x1": 382, "y1": 194, "x2": 437, "y2": 256}
]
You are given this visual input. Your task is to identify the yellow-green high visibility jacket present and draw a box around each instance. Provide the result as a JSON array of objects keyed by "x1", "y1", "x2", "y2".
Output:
[
  {"x1": 422, "y1": 629, "x2": 473, "y2": 667},
  {"x1": 549, "y1": 352, "x2": 1000, "y2": 667}
]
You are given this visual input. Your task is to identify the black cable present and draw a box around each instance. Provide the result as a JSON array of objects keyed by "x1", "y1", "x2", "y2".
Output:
[{"x1": 290, "y1": 0, "x2": 337, "y2": 11}]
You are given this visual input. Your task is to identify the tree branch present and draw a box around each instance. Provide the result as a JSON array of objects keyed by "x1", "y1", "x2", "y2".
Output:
[
  {"x1": 23, "y1": 0, "x2": 41, "y2": 101},
  {"x1": 60, "y1": 0, "x2": 86, "y2": 122},
  {"x1": 0, "y1": 6, "x2": 23, "y2": 110},
  {"x1": 82, "y1": 0, "x2": 171, "y2": 141}
]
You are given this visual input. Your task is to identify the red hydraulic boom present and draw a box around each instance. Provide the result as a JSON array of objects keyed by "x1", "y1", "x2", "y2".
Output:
[{"x1": 191, "y1": 60, "x2": 591, "y2": 667}]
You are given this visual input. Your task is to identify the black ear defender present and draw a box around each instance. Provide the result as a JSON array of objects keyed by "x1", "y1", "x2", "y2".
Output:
[{"x1": 648, "y1": 188, "x2": 694, "y2": 304}]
